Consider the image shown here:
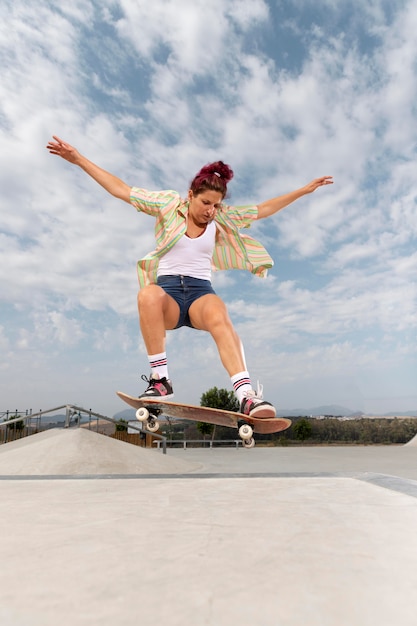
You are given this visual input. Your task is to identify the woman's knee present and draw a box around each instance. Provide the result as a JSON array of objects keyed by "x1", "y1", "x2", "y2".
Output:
[
  {"x1": 193, "y1": 296, "x2": 233, "y2": 331},
  {"x1": 211, "y1": 306, "x2": 233, "y2": 328},
  {"x1": 137, "y1": 285, "x2": 165, "y2": 311},
  {"x1": 138, "y1": 285, "x2": 180, "y2": 329}
]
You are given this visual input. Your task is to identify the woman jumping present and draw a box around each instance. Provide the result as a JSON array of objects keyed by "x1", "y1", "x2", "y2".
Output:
[{"x1": 47, "y1": 136, "x2": 333, "y2": 417}]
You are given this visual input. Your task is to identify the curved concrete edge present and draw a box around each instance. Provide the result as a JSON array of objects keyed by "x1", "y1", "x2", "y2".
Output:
[
  {"x1": 1, "y1": 470, "x2": 417, "y2": 499},
  {"x1": 0, "y1": 428, "x2": 201, "y2": 475}
]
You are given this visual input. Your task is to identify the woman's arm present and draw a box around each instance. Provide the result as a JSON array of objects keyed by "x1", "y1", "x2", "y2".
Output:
[
  {"x1": 46, "y1": 136, "x2": 131, "y2": 203},
  {"x1": 256, "y1": 176, "x2": 333, "y2": 220}
]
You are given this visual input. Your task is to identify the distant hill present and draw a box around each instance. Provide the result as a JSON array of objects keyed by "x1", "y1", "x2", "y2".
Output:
[
  {"x1": 380, "y1": 410, "x2": 417, "y2": 417},
  {"x1": 276, "y1": 406, "x2": 417, "y2": 418},
  {"x1": 276, "y1": 405, "x2": 362, "y2": 417},
  {"x1": 113, "y1": 408, "x2": 137, "y2": 421}
]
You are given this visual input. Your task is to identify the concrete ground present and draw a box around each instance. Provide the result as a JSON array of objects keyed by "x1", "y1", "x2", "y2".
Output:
[{"x1": 1, "y1": 429, "x2": 417, "y2": 626}]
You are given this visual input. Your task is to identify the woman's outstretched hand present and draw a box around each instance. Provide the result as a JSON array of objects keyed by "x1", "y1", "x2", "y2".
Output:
[
  {"x1": 46, "y1": 136, "x2": 81, "y2": 164},
  {"x1": 303, "y1": 176, "x2": 333, "y2": 194}
]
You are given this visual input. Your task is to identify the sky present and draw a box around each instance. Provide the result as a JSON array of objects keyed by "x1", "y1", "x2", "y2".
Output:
[{"x1": 1, "y1": 0, "x2": 416, "y2": 418}]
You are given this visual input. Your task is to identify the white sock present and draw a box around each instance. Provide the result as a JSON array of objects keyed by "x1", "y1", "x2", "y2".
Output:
[
  {"x1": 231, "y1": 371, "x2": 253, "y2": 404},
  {"x1": 148, "y1": 352, "x2": 169, "y2": 379}
]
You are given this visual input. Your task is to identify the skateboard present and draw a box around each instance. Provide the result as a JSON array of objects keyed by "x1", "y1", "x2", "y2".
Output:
[{"x1": 116, "y1": 391, "x2": 292, "y2": 448}]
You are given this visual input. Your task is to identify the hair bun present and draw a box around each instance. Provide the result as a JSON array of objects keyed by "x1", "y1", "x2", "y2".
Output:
[
  {"x1": 208, "y1": 161, "x2": 234, "y2": 183},
  {"x1": 190, "y1": 160, "x2": 234, "y2": 199}
]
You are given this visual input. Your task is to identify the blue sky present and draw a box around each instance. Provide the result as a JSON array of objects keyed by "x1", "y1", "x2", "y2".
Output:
[{"x1": 1, "y1": 0, "x2": 416, "y2": 417}]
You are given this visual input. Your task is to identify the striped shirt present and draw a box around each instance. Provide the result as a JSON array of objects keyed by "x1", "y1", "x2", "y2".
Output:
[{"x1": 130, "y1": 187, "x2": 273, "y2": 288}]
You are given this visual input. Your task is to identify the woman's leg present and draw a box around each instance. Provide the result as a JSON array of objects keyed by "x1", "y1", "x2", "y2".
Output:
[
  {"x1": 137, "y1": 284, "x2": 180, "y2": 353},
  {"x1": 189, "y1": 294, "x2": 276, "y2": 417},
  {"x1": 137, "y1": 285, "x2": 180, "y2": 397},
  {"x1": 188, "y1": 294, "x2": 244, "y2": 375}
]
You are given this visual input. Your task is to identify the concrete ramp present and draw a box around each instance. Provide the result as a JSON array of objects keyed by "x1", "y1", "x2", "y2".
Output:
[
  {"x1": 0, "y1": 428, "x2": 200, "y2": 475},
  {"x1": 404, "y1": 432, "x2": 417, "y2": 446}
]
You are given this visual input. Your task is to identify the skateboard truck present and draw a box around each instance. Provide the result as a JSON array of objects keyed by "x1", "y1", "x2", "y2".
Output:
[{"x1": 136, "y1": 406, "x2": 161, "y2": 433}]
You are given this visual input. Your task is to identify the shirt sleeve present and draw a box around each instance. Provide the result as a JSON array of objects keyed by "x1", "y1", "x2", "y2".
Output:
[
  {"x1": 219, "y1": 204, "x2": 259, "y2": 229},
  {"x1": 130, "y1": 188, "x2": 181, "y2": 217}
]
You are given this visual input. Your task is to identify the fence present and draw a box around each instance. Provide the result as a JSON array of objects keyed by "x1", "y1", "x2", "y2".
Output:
[
  {"x1": 0, "y1": 405, "x2": 167, "y2": 453},
  {"x1": 111, "y1": 431, "x2": 160, "y2": 448},
  {"x1": 153, "y1": 439, "x2": 243, "y2": 449}
]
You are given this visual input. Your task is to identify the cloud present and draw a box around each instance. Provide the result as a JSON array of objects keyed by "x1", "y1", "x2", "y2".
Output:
[{"x1": 0, "y1": 0, "x2": 416, "y2": 414}]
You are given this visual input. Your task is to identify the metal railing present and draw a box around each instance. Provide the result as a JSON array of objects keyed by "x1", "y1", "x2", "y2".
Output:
[
  {"x1": 0, "y1": 405, "x2": 167, "y2": 454},
  {"x1": 154, "y1": 439, "x2": 242, "y2": 450}
]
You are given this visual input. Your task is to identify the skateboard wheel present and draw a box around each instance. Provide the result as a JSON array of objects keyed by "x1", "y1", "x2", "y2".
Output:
[
  {"x1": 242, "y1": 437, "x2": 255, "y2": 449},
  {"x1": 146, "y1": 419, "x2": 159, "y2": 433},
  {"x1": 239, "y1": 424, "x2": 253, "y2": 440},
  {"x1": 136, "y1": 407, "x2": 149, "y2": 421}
]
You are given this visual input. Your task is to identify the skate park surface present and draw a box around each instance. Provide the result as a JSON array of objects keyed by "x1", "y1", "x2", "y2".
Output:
[{"x1": 1, "y1": 428, "x2": 417, "y2": 626}]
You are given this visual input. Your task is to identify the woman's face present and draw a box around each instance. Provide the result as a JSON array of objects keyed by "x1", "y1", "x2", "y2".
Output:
[{"x1": 187, "y1": 189, "x2": 223, "y2": 226}]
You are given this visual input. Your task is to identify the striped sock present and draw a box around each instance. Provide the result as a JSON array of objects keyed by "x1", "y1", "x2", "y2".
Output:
[
  {"x1": 148, "y1": 352, "x2": 169, "y2": 379},
  {"x1": 231, "y1": 371, "x2": 252, "y2": 404}
]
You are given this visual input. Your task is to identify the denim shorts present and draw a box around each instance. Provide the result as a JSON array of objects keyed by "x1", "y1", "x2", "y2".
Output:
[{"x1": 157, "y1": 275, "x2": 216, "y2": 329}]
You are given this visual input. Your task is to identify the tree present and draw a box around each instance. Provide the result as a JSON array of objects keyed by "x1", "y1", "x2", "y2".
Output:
[
  {"x1": 293, "y1": 418, "x2": 312, "y2": 442},
  {"x1": 200, "y1": 387, "x2": 239, "y2": 412},
  {"x1": 198, "y1": 387, "x2": 239, "y2": 442},
  {"x1": 196, "y1": 420, "x2": 215, "y2": 442},
  {"x1": 115, "y1": 418, "x2": 128, "y2": 432}
]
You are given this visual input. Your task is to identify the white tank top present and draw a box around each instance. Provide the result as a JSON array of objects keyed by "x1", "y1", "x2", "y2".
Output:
[{"x1": 157, "y1": 221, "x2": 216, "y2": 280}]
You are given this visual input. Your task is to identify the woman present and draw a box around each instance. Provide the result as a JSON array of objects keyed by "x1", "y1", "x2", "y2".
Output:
[{"x1": 47, "y1": 135, "x2": 333, "y2": 417}]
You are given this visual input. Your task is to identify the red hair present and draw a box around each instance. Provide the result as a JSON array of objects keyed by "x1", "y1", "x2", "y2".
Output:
[{"x1": 190, "y1": 161, "x2": 234, "y2": 199}]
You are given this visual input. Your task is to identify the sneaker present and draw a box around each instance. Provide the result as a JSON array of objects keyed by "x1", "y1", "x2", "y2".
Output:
[
  {"x1": 240, "y1": 383, "x2": 276, "y2": 418},
  {"x1": 139, "y1": 373, "x2": 174, "y2": 399}
]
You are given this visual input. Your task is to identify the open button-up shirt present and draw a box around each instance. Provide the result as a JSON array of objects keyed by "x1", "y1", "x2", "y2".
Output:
[{"x1": 130, "y1": 187, "x2": 273, "y2": 288}]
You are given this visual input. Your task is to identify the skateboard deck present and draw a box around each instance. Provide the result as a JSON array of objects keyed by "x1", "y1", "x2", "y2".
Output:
[{"x1": 117, "y1": 392, "x2": 291, "y2": 446}]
